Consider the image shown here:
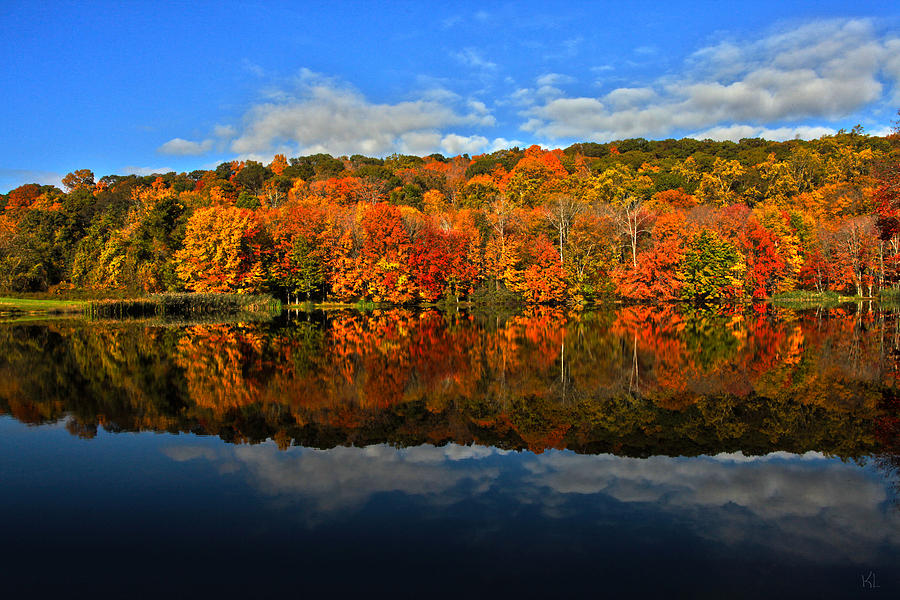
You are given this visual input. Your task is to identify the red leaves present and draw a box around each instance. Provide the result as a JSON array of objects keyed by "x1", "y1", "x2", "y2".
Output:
[
  {"x1": 409, "y1": 226, "x2": 476, "y2": 301},
  {"x1": 521, "y1": 236, "x2": 568, "y2": 303}
]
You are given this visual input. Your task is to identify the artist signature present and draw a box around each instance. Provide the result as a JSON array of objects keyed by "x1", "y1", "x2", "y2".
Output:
[{"x1": 861, "y1": 571, "x2": 880, "y2": 589}]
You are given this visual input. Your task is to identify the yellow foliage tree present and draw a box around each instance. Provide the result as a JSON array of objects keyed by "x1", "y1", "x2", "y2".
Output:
[{"x1": 175, "y1": 206, "x2": 265, "y2": 293}]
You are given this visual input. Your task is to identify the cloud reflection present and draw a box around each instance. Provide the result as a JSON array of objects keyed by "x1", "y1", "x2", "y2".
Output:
[
  {"x1": 163, "y1": 442, "x2": 899, "y2": 562},
  {"x1": 521, "y1": 451, "x2": 899, "y2": 562}
]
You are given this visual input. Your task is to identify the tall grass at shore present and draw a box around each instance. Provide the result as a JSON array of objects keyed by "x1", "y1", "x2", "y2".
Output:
[{"x1": 86, "y1": 293, "x2": 281, "y2": 319}]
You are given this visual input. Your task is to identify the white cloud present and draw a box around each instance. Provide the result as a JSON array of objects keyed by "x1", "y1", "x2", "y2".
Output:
[
  {"x1": 157, "y1": 137, "x2": 214, "y2": 156},
  {"x1": 509, "y1": 88, "x2": 537, "y2": 106},
  {"x1": 162, "y1": 446, "x2": 219, "y2": 462},
  {"x1": 213, "y1": 124, "x2": 237, "y2": 139},
  {"x1": 396, "y1": 131, "x2": 443, "y2": 155},
  {"x1": 604, "y1": 87, "x2": 657, "y2": 110},
  {"x1": 487, "y1": 137, "x2": 525, "y2": 152},
  {"x1": 223, "y1": 69, "x2": 498, "y2": 158},
  {"x1": 508, "y1": 74, "x2": 578, "y2": 110},
  {"x1": 467, "y1": 99, "x2": 496, "y2": 126},
  {"x1": 439, "y1": 134, "x2": 489, "y2": 155},
  {"x1": 523, "y1": 19, "x2": 900, "y2": 142},
  {"x1": 885, "y1": 38, "x2": 900, "y2": 103},
  {"x1": 867, "y1": 125, "x2": 895, "y2": 137},
  {"x1": 521, "y1": 451, "x2": 900, "y2": 562},
  {"x1": 453, "y1": 47, "x2": 497, "y2": 70},
  {"x1": 241, "y1": 59, "x2": 265, "y2": 77},
  {"x1": 691, "y1": 124, "x2": 836, "y2": 141},
  {"x1": 123, "y1": 165, "x2": 175, "y2": 176},
  {"x1": 438, "y1": 134, "x2": 521, "y2": 156},
  {"x1": 536, "y1": 73, "x2": 575, "y2": 87},
  {"x1": 420, "y1": 87, "x2": 460, "y2": 102}
]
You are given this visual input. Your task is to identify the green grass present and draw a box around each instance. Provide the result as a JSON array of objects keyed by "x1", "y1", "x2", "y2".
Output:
[{"x1": 0, "y1": 296, "x2": 86, "y2": 314}]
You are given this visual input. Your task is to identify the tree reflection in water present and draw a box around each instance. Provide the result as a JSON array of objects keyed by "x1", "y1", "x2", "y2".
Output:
[{"x1": 0, "y1": 305, "x2": 897, "y2": 462}]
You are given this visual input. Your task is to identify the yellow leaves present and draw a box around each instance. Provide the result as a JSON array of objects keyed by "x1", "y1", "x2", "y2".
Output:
[
  {"x1": 796, "y1": 182, "x2": 872, "y2": 220},
  {"x1": 61, "y1": 169, "x2": 95, "y2": 192},
  {"x1": 209, "y1": 186, "x2": 229, "y2": 205},
  {"x1": 423, "y1": 189, "x2": 447, "y2": 215},
  {"x1": 589, "y1": 164, "x2": 653, "y2": 205},
  {"x1": 696, "y1": 158, "x2": 745, "y2": 206},
  {"x1": 672, "y1": 156, "x2": 701, "y2": 185},
  {"x1": 287, "y1": 178, "x2": 308, "y2": 204},
  {"x1": 824, "y1": 143, "x2": 879, "y2": 184},
  {"x1": 175, "y1": 206, "x2": 264, "y2": 293},
  {"x1": 758, "y1": 154, "x2": 799, "y2": 206}
]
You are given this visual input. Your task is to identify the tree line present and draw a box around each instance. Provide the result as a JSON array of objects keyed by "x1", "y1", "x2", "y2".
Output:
[{"x1": 2, "y1": 127, "x2": 899, "y2": 304}]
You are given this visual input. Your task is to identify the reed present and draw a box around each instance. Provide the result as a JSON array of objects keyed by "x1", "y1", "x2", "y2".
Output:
[{"x1": 86, "y1": 293, "x2": 281, "y2": 319}]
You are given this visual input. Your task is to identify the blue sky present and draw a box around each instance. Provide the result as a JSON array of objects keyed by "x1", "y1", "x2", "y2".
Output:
[{"x1": 2, "y1": 0, "x2": 899, "y2": 192}]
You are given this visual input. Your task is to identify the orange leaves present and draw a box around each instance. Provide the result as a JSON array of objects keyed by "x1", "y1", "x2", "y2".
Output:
[
  {"x1": 520, "y1": 236, "x2": 568, "y2": 304},
  {"x1": 9, "y1": 135, "x2": 898, "y2": 303},
  {"x1": 269, "y1": 154, "x2": 288, "y2": 176},
  {"x1": 5, "y1": 184, "x2": 42, "y2": 211},
  {"x1": 422, "y1": 159, "x2": 451, "y2": 175},
  {"x1": 501, "y1": 145, "x2": 568, "y2": 207},
  {"x1": 329, "y1": 203, "x2": 415, "y2": 303},
  {"x1": 308, "y1": 176, "x2": 382, "y2": 205},
  {"x1": 516, "y1": 145, "x2": 568, "y2": 178},
  {"x1": 649, "y1": 188, "x2": 697, "y2": 211}
]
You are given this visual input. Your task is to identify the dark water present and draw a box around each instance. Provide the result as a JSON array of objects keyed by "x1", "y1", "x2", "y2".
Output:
[{"x1": 1, "y1": 306, "x2": 898, "y2": 598}]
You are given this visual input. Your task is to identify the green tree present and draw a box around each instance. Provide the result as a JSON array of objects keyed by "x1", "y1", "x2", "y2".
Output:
[
  {"x1": 233, "y1": 161, "x2": 271, "y2": 195},
  {"x1": 679, "y1": 230, "x2": 745, "y2": 302}
]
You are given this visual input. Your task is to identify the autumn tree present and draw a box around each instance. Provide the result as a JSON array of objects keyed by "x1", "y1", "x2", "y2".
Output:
[
  {"x1": 268, "y1": 205, "x2": 326, "y2": 301},
  {"x1": 613, "y1": 198, "x2": 653, "y2": 269},
  {"x1": 332, "y1": 203, "x2": 414, "y2": 303},
  {"x1": 61, "y1": 169, "x2": 95, "y2": 192},
  {"x1": 409, "y1": 225, "x2": 479, "y2": 301},
  {"x1": 833, "y1": 216, "x2": 878, "y2": 296},
  {"x1": 175, "y1": 206, "x2": 266, "y2": 293},
  {"x1": 679, "y1": 230, "x2": 744, "y2": 302},
  {"x1": 545, "y1": 193, "x2": 584, "y2": 263},
  {"x1": 521, "y1": 236, "x2": 568, "y2": 303}
]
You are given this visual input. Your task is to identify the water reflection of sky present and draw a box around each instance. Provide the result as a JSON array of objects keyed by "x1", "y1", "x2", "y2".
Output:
[
  {"x1": 164, "y1": 440, "x2": 900, "y2": 565},
  {"x1": 3, "y1": 416, "x2": 898, "y2": 597}
]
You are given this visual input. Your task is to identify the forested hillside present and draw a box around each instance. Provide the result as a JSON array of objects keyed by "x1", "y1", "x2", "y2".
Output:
[{"x1": 2, "y1": 129, "x2": 899, "y2": 304}]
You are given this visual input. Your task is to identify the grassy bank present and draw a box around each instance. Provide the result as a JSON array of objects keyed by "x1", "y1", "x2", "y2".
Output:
[
  {"x1": 284, "y1": 299, "x2": 382, "y2": 312},
  {"x1": 0, "y1": 297, "x2": 86, "y2": 314},
  {"x1": 87, "y1": 293, "x2": 281, "y2": 319}
]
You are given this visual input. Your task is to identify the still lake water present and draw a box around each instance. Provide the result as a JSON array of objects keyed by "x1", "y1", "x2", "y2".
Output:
[{"x1": 1, "y1": 306, "x2": 898, "y2": 598}]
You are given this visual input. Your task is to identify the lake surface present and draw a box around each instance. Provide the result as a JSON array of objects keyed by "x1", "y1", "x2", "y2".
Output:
[{"x1": 1, "y1": 305, "x2": 898, "y2": 598}]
